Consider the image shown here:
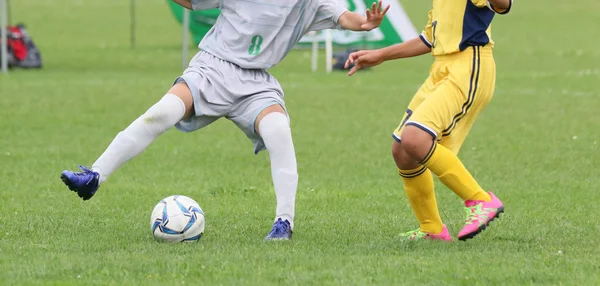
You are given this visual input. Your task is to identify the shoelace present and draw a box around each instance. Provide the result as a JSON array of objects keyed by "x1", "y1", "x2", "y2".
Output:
[
  {"x1": 400, "y1": 229, "x2": 428, "y2": 240},
  {"x1": 74, "y1": 166, "x2": 97, "y2": 184},
  {"x1": 464, "y1": 204, "x2": 490, "y2": 224},
  {"x1": 269, "y1": 220, "x2": 290, "y2": 236},
  {"x1": 77, "y1": 165, "x2": 94, "y2": 174}
]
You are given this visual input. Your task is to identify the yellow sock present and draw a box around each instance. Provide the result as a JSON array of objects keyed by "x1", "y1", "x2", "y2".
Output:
[
  {"x1": 399, "y1": 166, "x2": 443, "y2": 234},
  {"x1": 421, "y1": 143, "x2": 491, "y2": 202}
]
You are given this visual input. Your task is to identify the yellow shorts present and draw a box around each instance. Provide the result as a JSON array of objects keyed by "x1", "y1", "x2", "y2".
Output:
[{"x1": 393, "y1": 46, "x2": 496, "y2": 154}]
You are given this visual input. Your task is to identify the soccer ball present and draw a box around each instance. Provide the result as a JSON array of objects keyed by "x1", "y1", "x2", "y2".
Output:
[{"x1": 150, "y1": 195, "x2": 205, "y2": 243}]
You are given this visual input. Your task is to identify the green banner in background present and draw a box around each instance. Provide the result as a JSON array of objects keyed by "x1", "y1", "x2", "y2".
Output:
[
  {"x1": 167, "y1": 1, "x2": 220, "y2": 45},
  {"x1": 168, "y1": 0, "x2": 417, "y2": 48},
  {"x1": 298, "y1": 0, "x2": 418, "y2": 47}
]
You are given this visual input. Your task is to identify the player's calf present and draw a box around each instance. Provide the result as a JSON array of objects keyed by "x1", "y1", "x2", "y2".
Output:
[
  {"x1": 257, "y1": 106, "x2": 298, "y2": 237},
  {"x1": 61, "y1": 85, "x2": 195, "y2": 200},
  {"x1": 393, "y1": 140, "x2": 446, "y2": 235}
]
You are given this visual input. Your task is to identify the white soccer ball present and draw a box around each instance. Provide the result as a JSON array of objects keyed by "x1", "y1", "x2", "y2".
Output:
[{"x1": 150, "y1": 195, "x2": 205, "y2": 243}]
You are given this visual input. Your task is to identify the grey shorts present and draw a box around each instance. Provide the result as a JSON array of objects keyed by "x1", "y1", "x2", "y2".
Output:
[{"x1": 174, "y1": 50, "x2": 287, "y2": 154}]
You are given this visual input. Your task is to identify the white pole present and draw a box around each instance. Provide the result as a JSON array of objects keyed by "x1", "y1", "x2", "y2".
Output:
[
  {"x1": 324, "y1": 29, "x2": 332, "y2": 74},
  {"x1": 130, "y1": 0, "x2": 135, "y2": 48},
  {"x1": 310, "y1": 31, "x2": 318, "y2": 72},
  {"x1": 181, "y1": 8, "x2": 190, "y2": 70},
  {"x1": 1, "y1": 0, "x2": 8, "y2": 73}
]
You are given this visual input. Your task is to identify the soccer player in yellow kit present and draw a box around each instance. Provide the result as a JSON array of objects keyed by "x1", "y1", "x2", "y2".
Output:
[{"x1": 345, "y1": 0, "x2": 512, "y2": 241}]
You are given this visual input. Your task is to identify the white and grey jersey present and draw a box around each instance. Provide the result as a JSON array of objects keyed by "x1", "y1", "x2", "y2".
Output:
[{"x1": 190, "y1": 0, "x2": 347, "y2": 69}]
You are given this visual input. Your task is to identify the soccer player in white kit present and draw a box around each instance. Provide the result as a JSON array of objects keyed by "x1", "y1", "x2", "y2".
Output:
[{"x1": 61, "y1": 0, "x2": 389, "y2": 240}]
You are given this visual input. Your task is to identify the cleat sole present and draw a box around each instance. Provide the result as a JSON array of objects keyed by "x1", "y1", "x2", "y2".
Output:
[
  {"x1": 458, "y1": 206, "x2": 504, "y2": 241},
  {"x1": 60, "y1": 172, "x2": 94, "y2": 200},
  {"x1": 60, "y1": 173, "x2": 78, "y2": 192}
]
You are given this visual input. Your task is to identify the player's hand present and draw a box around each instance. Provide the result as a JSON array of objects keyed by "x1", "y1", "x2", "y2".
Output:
[
  {"x1": 345, "y1": 49, "x2": 385, "y2": 76},
  {"x1": 361, "y1": 1, "x2": 390, "y2": 31}
]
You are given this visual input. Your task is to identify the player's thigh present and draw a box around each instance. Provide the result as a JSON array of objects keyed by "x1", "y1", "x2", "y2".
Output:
[
  {"x1": 439, "y1": 58, "x2": 496, "y2": 153},
  {"x1": 171, "y1": 71, "x2": 227, "y2": 133},
  {"x1": 227, "y1": 92, "x2": 287, "y2": 154},
  {"x1": 392, "y1": 77, "x2": 436, "y2": 142},
  {"x1": 396, "y1": 80, "x2": 465, "y2": 143}
]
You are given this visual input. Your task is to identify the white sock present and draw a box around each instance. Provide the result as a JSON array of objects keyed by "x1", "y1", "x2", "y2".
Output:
[
  {"x1": 258, "y1": 112, "x2": 298, "y2": 229},
  {"x1": 92, "y1": 94, "x2": 186, "y2": 184}
]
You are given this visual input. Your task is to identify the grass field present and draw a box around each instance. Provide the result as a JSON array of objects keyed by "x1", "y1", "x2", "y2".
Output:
[{"x1": 1, "y1": 0, "x2": 600, "y2": 285}]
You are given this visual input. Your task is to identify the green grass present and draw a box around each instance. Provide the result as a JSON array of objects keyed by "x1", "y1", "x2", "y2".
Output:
[{"x1": 1, "y1": 0, "x2": 600, "y2": 285}]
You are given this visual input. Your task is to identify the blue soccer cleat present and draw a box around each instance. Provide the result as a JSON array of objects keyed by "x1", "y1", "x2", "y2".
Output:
[
  {"x1": 60, "y1": 166, "x2": 100, "y2": 201},
  {"x1": 265, "y1": 218, "x2": 293, "y2": 241}
]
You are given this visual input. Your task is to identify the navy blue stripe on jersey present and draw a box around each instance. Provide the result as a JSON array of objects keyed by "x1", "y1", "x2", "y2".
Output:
[
  {"x1": 456, "y1": 46, "x2": 482, "y2": 127},
  {"x1": 459, "y1": 1, "x2": 495, "y2": 51},
  {"x1": 406, "y1": 121, "x2": 438, "y2": 140},
  {"x1": 419, "y1": 34, "x2": 433, "y2": 48},
  {"x1": 442, "y1": 47, "x2": 480, "y2": 136}
]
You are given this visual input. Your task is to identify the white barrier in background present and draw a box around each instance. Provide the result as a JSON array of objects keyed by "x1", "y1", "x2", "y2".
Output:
[
  {"x1": 1, "y1": 0, "x2": 7, "y2": 74},
  {"x1": 310, "y1": 30, "x2": 333, "y2": 74},
  {"x1": 181, "y1": 8, "x2": 190, "y2": 70}
]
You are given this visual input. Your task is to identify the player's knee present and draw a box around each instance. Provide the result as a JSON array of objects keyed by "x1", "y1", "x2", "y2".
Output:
[
  {"x1": 258, "y1": 112, "x2": 292, "y2": 147},
  {"x1": 255, "y1": 104, "x2": 286, "y2": 133},
  {"x1": 137, "y1": 94, "x2": 187, "y2": 134},
  {"x1": 392, "y1": 141, "x2": 420, "y2": 170},
  {"x1": 391, "y1": 141, "x2": 405, "y2": 162},
  {"x1": 400, "y1": 126, "x2": 435, "y2": 160},
  {"x1": 167, "y1": 82, "x2": 195, "y2": 119}
]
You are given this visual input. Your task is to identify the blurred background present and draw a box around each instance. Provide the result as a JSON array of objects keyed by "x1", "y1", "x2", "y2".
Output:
[{"x1": 1, "y1": 0, "x2": 600, "y2": 285}]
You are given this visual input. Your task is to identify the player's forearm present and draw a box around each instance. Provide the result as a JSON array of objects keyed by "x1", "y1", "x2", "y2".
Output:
[
  {"x1": 172, "y1": 0, "x2": 192, "y2": 10},
  {"x1": 379, "y1": 37, "x2": 431, "y2": 61},
  {"x1": 338, "y1": 12, "x2": 370, "y2": 31},
  {"x1": 488, "y1": 0, "x2": 511, "y2": 10}
]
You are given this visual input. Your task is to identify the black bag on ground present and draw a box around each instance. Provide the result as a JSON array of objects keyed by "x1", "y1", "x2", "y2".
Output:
[{"x1": 332, "y1": 49, "x2": 370, "y2": 72}]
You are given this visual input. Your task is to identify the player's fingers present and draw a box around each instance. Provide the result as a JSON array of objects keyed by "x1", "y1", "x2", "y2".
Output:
[
  {"x1": 347, "y1": 53, "x2": 358, "y2": 63},
  {"x1": 377, "y1": 0, "x2": 383, "y2": 12},
  {"x1": 381, "y1": 4, "x2": 390, "y2": 15},
  {"x1": 344, "y1": 58, "x2": 352, "y2": 69},
  {"x1": 346, "y1": 53, "x2": 359, "y2": 66},
  {"x1": 349, "y1": 50, "x2": 366, "y2": 61},
  {"x1": 365, "y1": 9, "x2": 372, "y2": 20},
  {"x1": 348, "y1": 64, "x2": 361, "y2": 76},
  {"x1": 373, "y1": 2, "x2": 381, "y2": 17},
  {"x1": 371, "y1": 2, "x2": 377, "y2": 13}
]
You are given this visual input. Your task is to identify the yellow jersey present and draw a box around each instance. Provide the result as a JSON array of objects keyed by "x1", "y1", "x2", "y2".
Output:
[{"x1": 419, "y1": 0, "x2": 513, "y2": 56}]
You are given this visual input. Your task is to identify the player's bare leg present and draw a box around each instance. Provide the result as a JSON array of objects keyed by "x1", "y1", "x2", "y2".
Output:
[
  {"x1": 60, "y1": 83, "x2": 194, "y2": 200},
  {"x1": 256, "y1": 105, "x2": 298, "y2": 241},
  {"x1": 392, "y1": 140, "x2": 451, "y2": 241},
  {"x1": 400, "y1": 126, "x2": 504, "y2": 240}
]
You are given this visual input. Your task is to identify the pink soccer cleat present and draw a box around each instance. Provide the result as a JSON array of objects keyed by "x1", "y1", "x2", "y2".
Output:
[
  {"x1": 458, "y1": 192, "x2": 504, "y2": 241},
  {"x1": 401, "y1": 225, "x2": 452, "y2": 241}
]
